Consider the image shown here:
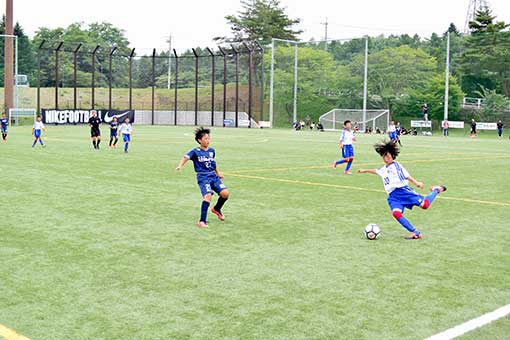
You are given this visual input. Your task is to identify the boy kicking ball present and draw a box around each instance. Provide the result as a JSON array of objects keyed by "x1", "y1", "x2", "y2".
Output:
[
  {"x1": 358, "y1": 140, "x2": 446, "y2": 240},
  {"x1": 176, "y1": 127, "x2": 230, "y2": 228}
]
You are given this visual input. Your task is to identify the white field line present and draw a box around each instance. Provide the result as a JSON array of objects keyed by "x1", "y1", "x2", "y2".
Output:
[{"x1": 424, "y1": 304, "x2": 510, "y2": 340}]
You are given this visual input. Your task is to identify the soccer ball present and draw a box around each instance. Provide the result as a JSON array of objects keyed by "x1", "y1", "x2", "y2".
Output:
[{"x1": 364, "y1": 223, "x2": 381, "y2": 240}]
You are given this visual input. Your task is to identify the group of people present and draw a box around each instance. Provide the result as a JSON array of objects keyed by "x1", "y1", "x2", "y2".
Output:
[
  {"x1": 293, "y1": 118, "x2": 324, "y2": 131},
  {"x1": 87, "y1": 111, "x2": 133, "y2": 152},
  {"x1": 332, "y1": 119, "x2": 446, "y2": 240}
]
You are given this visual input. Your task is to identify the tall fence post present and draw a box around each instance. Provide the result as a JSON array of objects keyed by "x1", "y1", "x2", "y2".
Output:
[
  {"x1": 152, "y1": 48, "x2": 156, "y2": 125},
  {"x1": 243, "y1": 42, "x2": 253, "y2": 128},
  {"x1": 109, "y1": 47, "x2": 117, "y2": 112},
  {"x1": 173, "y1": 49, "x2": 178, "y2": 126},
  {"x1": 207, "y1": 48, "x2": 215, "y2": 126},
  {"x1": 192, "y1": 48, "x2": 199, "y2": 126},
  {"x1": 37, "y1": 40, "x2": 45, "y2": 114},
  {"x1": 54, "y1": 42, "x2": 64, "y2": 110},
  {"x1": 219, "y1": 47, "x2": 227, "y2": 127},
  {"x1": 73, "y1": 43, "x2": 82, "y2": 110},
  {"x1": 129, "y1": 48, "x2": 135, "y2": 111},
  {"x1": 231, "y1": 44, "x2": 239, "y2": 127},
  {"x1": 255, "y1": 41, "x2": 264, "y2": 122},
  {"x1": 91, "y1": 45, "x2": 100, "y2": 109}
]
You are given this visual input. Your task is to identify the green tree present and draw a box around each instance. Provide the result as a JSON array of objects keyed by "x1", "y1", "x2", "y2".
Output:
[
  {"x1": 366, "y1": 45, "x2": 437, "y2": 110},
  {"x1": 0, "y1": 17, "x2": 36, "y2": 86},
  {"x1": 462, "y1": 9, "x2": 510, "y2": 96},
  {"x1": 220, "y1": 0, "x2": 302, "y2": 44},
  {"x1": 476, "y1": 86, "x2": 510, "y2": 119}
]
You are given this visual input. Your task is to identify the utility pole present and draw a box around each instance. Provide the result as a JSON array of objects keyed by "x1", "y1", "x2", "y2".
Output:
[
  {"x1": 321, "y1": 18, "x2": 329, "y2": 50},
  {"x1": 167, "y1": 34, "x2": 172, "y2": 89},
  {"x1": 4, "y1": 0, "x2": 14, "y2": 113}
]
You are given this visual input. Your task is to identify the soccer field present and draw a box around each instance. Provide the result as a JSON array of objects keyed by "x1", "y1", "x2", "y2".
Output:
[{"x1": 1, "y1": 125, "x2": 509, "y2": 340}]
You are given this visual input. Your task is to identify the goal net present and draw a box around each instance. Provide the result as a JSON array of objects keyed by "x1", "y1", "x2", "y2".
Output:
[
  {"x1": 319, "y1": 109, "x2": 389, "y2": 132},
  {"x1": 9, "y1": 108, "x2": 37, "y2": 126}
]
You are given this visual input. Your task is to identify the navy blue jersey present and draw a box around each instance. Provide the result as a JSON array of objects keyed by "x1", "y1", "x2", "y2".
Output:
[
  {"x1": 110, "y1": 121, "x2": 119, "y2": 131},
  {"x1": 396, "y1": 126, "x2": 402, "y2": 136},
  {"x1": 186, "y1": 147, "x2": 217, "y2": 176},
  {"x1": 1, "y1": 117, "x2": 8, "y2": 129}
]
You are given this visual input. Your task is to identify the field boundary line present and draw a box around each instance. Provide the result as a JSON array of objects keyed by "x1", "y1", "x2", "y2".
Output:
[
  {"x1": 227, "y1": 173, "x2": 510, "y2": 207},
  {"x1": 424, "y1": 304, "x2": 510, "y2": 340},
  {"x1": 225, "y1": 155, "x2": 510, "y2": 174},
  {"x1": 0, "y1": 324, "x2": 31, "y2": 340}
]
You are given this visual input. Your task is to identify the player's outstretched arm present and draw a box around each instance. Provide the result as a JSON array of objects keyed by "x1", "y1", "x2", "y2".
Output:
[
  {"x1": 358, "y1": 169, "x2": 377, "y2": 175},
  {"x1": 175, "y1": 157, "x2": 188, "y2": 171},
  {"x1": 407, "y1": 175, "x2": 424, "y2": 189}
]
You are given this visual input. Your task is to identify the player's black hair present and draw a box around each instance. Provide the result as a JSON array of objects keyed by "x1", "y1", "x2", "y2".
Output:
[
  {"x1": 36, "y1": 115, "x2": 41, "y2": 119},
  {"x1": 344, "y1": 120, "x2": 351, "y2": 126},
  {"x1": 374, "y1": 140, "x2": 400, "y2": 159},
  {"x1": 194, "y1": 126, "x2": 210, "y2": 142}
]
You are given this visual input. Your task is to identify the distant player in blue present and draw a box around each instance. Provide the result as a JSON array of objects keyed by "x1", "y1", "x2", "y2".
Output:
[
  {"x1": 388, "y1": 121, "x2": 397, "y2": 143},
  {"x1": 109, "y1": 116, "x2": 119, "y2": 148},
  {"x1": 176, "y1": 127, "x2": 230, "y2": 228},
  {"x1": 358, "y1": 140, "x2": 446, "y2": 240},
  {"x1": 1, "y1": 112, "x2": 8, "y2": 141},
  {"x1": 119, "y1": 117, "x2": 132, "y2": 153},
  {"x1": 333, "y1": 120, "x2": 356, "y2": 174},
  {"x1": 32, "y1": 115, "x2": 46, "y2": 148},
  {"x1": 395, "y1": 121, "x2": 402, "y2": 146}
]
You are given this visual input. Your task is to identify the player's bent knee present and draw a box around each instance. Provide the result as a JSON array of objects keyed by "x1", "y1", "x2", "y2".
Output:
[
  {"x1": 220, "y1": 189, "x2": 229, "y2": 198},
  {"x1": 421, "y1": 200, "x2": 430, "y2": 209},
  {"x1": 203, "y1": 194, "x2": 213, "y2": 202},
  {"x1": 392, "y1": 210, "x2": 403, "y2": 219}
]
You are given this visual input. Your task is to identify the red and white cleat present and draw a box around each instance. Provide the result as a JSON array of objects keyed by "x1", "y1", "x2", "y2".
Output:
[
  {"x1": 429, "y1": 185, "x2": 447, "y2": 193},
  {"x1": 405, "y1": 232, "x2": 423, "y2": 240},
  {"x1": 343, "y1": 170, "x2": 353, "y2": 175},
  {"x1": 333, "y1": 162, "x2": 337, "y2": 169},
  {"x1": 196, "y1": 221, "x2": 209, "y2": 228},
  {"x1": 211, "y1": 207, "x2": 225, "y2": 221}
]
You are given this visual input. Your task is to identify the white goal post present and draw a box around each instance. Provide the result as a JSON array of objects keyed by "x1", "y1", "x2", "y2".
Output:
[
  {"x1": 8, "y1": 108, "x2": 37, "y2": 126},
  {"x1": 319, "y1": 109, "x2": 389, "y2": 132}
]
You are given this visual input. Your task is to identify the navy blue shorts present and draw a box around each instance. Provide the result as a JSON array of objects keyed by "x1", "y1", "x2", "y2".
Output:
[
  {"x1": 1, "y1": 127, "x2": 7, "y2": 133},
  {"x1": 197, "y1": 175, "x2": 227, "y2": 197},
  {"x1": 110, "y1": 130, "x2": 118, "y2": 138},
  {"x1": 387, "y1": 186, "x2": 424, "y2": 212},
  {"x1": 342, "y1": 145, "x2": 354, "y2": 158},
  {"x1": 123, "y1": 133, "x2": 131, "y2": 142}
]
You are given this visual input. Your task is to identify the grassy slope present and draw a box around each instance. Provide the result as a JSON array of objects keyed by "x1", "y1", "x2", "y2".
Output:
[{"x1": 0, "y1": 126, "x2": 509, "y2": 339}]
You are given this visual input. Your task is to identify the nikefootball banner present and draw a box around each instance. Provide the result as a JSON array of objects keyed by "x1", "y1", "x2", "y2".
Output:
[{"x1": 42, "y1": 109, "x2": 135, "y2": 124}]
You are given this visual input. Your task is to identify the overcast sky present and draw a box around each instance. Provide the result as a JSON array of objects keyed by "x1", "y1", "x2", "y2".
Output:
[{"x1": 2, "y1": 0, "x2": 510, "y2": 53}]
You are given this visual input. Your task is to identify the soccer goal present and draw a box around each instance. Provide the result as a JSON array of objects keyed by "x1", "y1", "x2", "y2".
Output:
[
  {"x1": 319, "y1": 109, "x2": 389, "y2": 132},
  {"x1": 8, "y1": 108, "x2": 37, "y2": 126}
]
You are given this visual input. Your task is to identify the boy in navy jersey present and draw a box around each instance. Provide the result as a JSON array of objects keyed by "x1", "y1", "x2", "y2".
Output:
[
  {"x1": 1, "y1": 112, "x2": 8, "y2": 141},
  {"x1": 176, "y1": 127, "x2": 230, "y2": 228},
  {"x1": 358, "y1": 140, "x2": 446, "y2": 240}
]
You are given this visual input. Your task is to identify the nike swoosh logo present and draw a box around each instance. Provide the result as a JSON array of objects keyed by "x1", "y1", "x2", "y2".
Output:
[{"x1": 104, "y1": 111, "x2": 129, "y2": 123}]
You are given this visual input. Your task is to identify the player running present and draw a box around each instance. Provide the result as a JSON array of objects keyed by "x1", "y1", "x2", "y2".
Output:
[
  {"x1": 1, "y1": 112, "x2": 8, "y2": 141},
  {"x1": 32, "y1": 115, "x2": 46, "y2": 148},
  {"x1": 175, "y1": 127, "x2": 230, "y2": 228},
  {"x1": 119, "y1": 117, "x2": 133, "y2": 153},
  {"x1": 109, "y1": 116, "x2": 119, "y2": 148},
  {"x1": 388, "y1": 121, "x2": 397, "y2": 143},
  {"x1": 333, "y1": 120, "x2": 356, "y2": 175},
  {"x1": 358, "y1": 140, "x2": 446, "y2": 240},
  {"x1": 395, "y1": 121, "x2": 403, "y2": 146},
  {"x1": 88, "y1": 110, "x2": 102, "y2": 149}
]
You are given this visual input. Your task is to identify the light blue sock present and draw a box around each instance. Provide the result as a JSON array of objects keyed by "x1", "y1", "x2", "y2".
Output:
[
  {"x1": 345, "y1": 160, "x2": 353, "y2": 171},
  {"x1": 425, "y1": 190, "x2": 439, "y2": 204},
  {"x1": 396, "y1": 216, "x2": 418, "y2": 234}
]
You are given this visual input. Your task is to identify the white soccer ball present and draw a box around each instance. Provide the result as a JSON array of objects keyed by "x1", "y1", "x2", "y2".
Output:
[{"x1": 364, "y1": 223, "x2": 381, "y2": 240}]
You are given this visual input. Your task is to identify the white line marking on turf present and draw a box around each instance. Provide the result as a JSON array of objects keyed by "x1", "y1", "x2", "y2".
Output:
[
  {"x1": 0, "y1": 324, "x2": 31, "y2": 340},
  {"x1": 424, "y1": 304, "x2": 510, "y2": 340}
]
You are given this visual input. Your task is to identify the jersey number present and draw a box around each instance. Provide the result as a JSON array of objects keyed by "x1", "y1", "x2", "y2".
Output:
[{"x1": 383, "y1": 177, "x2": 390, "y2": 185}]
